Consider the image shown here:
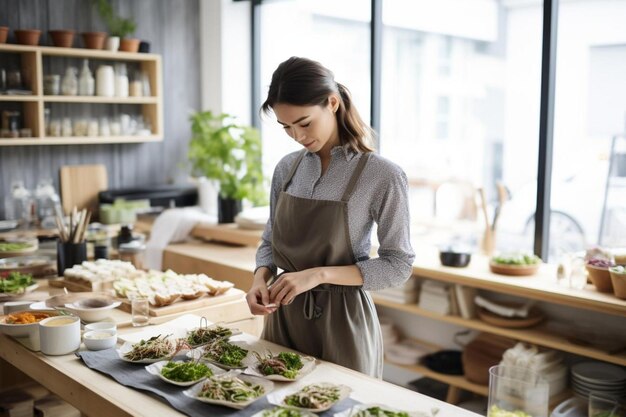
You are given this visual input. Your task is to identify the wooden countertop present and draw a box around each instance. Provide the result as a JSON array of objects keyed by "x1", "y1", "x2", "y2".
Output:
[{"x1": 0, "y1": 313, "x2": 480, "y2": 417}]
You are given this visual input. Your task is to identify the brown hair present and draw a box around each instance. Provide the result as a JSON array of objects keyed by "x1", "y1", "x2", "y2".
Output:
[{"x1": 261, "y1": 57, "x2": 374, "y2": 153}]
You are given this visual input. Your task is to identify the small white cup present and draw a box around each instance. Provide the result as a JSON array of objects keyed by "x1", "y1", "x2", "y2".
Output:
[
  {"x1": 39, "y1": 316, "x2": 81, "y2": 355},
  {"x1": 84, "y1": 321, "x2": 117, "y2": 333}
]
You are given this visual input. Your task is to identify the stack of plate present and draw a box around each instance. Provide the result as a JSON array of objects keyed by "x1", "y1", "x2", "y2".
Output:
[{"x1": 571, "y1": 362, "x2": 626, "y2": 400}]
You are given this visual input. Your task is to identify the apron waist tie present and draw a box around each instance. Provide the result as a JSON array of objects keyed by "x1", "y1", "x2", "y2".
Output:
[{"x1": 302, "y1": 284, "x2": 361, "y2": 320}]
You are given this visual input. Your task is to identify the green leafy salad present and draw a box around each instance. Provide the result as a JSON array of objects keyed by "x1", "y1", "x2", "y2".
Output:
[
  {"x1": 0, "y1": 242, "x2": 32, "y2": 252},
  {"x1": 255, "y1": 351, "x2": 304, "y2": 379},
  {"x1": 198, "y1": 374, "x2": 264, "y2": 403},
  {"x1": 202, "y1": 339, "x2": 248, "y2": 367},
  {"x1": 0, "y1": 272, "x2": 33, "y2": 294},
  {"x1": 352, "y1": 407, "x2": 411, "y2": 417},
  {"x1": 492, "y1": 253, "x2": 541, "y2": 266},
  {"x1": 283, "y1": 384, "x2": 341, "y2": 410},
  {"x1": 160, "y1": 361, "x2": 212, "y2": 382},
  {"x1": 186, "y1": 325, "x2": 233, "y2": 346}
]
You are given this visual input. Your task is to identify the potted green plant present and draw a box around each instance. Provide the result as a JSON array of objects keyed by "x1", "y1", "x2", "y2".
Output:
[
  {"x1": 188, "y1": 111, "x2": 266, "y2": 223},
  {"x1": 93, "y1": 0, "x2": 138, "y2": 52}
]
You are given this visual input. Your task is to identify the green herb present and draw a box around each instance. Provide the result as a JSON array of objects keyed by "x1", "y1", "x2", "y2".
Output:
[
  {"x1": 0, "y1": 242, "x2": 31, "y2": 252},
  {"x1": 492, "y1": 253, "x2": 541, "y2": 266},
  {"x1": 202, "y1": 339, "x2": 248, "y2": 367},
  {"x1": 186, "y1": 326, "x2": 232, "y2": 347},
  {"x1": 124, "y1": 335, "x2": 174, "y2": 361},
  {"x1": 0, "y1": 272, "x2": 33, "y2": 293},
  {"x1": 93, "y1": 0, "x2": 136, "y2": 38},
  {"x1": 353, "y1": 407, "x2": 410, "y2": 417},
  {"x1": 254, "y1": 351, "x2": 304, "y2": 379},
  {"x1": 198, "y1": 375, "x2": 264, "y2": 403},
  {"x1": 283, "y1": 384, "x2": 341, "y2": 409},
  {"x1": 262, "y1": 407, "x2": 308, "y2": 417},
  {"x1": 160, "y1": 361, "x2": 212, "y2": 382}
]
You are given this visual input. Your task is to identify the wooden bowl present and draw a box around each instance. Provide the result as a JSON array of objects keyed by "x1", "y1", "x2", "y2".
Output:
[
  {"x1": 14, "y1": 29, "x2": 41, "y2": 46},
  {"x1": 489, "y1": 262, "x2": 540, "y2": 276},
  {"x1": 477, "y1": 307, "x2": 544, "y2": 328},
  {"x1": 586, "y1": 264, "x2": 613, "y2": 293}
]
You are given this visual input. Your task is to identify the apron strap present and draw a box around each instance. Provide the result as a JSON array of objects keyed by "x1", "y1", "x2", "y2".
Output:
[
  {"x1": 281, "y1": 150, "x2": 307, "y2": 192},
  {"x1": 341, "y1": 152, "x2": 371, "y2": 202}
]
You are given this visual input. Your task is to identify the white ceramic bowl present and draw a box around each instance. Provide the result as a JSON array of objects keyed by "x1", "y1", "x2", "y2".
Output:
[
  {"x1": 63, "y1": 298, "x2": 122, "y2": 322},
  {"x1": 83, "y1": 329, "x2": 117, "y2": 351},
  {"x1": 39, "y1": 315, "x2": 81, "y2": 355},
  {"x1": 0, "y1": 309, "x2": 61, "y2": 337},
  {"x1": 84, "y1": 321, "x2": 117, "y2": 332}
]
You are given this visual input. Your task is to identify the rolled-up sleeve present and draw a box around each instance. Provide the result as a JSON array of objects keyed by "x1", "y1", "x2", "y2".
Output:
[
  {"x1": 356, "y1": 170, "x2": 415, "y2": 291},
  {"x1": 254, "y1": 163, "x2": 283, "y2": 276}
]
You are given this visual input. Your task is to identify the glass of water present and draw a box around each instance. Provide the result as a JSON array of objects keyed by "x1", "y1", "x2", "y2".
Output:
[{"x1": 131, "y1": 297, "x2": 149, "y2": 327}]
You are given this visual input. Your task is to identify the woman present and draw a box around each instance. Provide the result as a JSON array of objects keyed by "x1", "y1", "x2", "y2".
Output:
[{"x1": 246, "y1": 57, "x2": 414, "y2": 378}]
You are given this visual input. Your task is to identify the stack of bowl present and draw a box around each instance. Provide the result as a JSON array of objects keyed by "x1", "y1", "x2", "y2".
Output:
[{"x1": 83, "y1": 321, "x2": 117, "y2": 351}]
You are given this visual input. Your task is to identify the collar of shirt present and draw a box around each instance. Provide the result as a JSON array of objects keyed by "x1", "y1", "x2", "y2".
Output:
[{"x1": 304, "y1": 143, "x2": 359, "y2": 161}]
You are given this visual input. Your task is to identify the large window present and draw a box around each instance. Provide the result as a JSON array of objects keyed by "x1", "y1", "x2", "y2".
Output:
[
  {"x1": 549, "y1": 0, "x2": 626, "y2": 257},
  {"x1": 380, "y1": 0, "x2": 542, "y2": 255},
  {"x1": 254, "y1": 0, "x2": 626, "y2": 261},
  {"x1": 258, "y1": 0, "x2": 370, "y2": 176}
]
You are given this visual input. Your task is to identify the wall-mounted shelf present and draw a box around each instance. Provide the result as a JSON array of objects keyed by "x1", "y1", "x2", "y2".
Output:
[{"x1": 0, "y1": 44, "x2": 163, "y2": 146}]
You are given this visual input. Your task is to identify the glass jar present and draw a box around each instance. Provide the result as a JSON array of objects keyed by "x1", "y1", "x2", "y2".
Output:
[
  {"x1": 488, "y1": 365, "x2": 549, "y2": 417},
  {"x1": 61, "y1": 67, "x2": 78, "y2": 95},
  {"x1": 118, "y1": 241, "x2": 146, "y2": 270},
  {"x1": 43, "y1": 74, "x2": 60, "y2": 95}
]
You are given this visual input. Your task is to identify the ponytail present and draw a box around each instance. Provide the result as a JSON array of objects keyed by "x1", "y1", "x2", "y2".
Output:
[{"x1": 262, "y1": 57, "x2": 375, "y2": 153}]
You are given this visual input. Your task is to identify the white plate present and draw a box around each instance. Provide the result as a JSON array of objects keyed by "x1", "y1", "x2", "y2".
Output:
[
  {"x1": 0, "y1": 220, "x2": 18, "y2": 232},
  {"x1": 267, "y1": 382, "x2": 352, "y2": 413},
  {"x1": 572, "y1": 377, "x2": 626, "y2": 390},
  {"x1": 572, "y1": 362, "x2": 626, "y2": 384},
  {"x1": 334, "y1": 403, "x2": 437, "y2": 417},
  {"x1": 0, "y1": 283, "x2": 39, "y2": 300},
  {"x1": 183, "y1": 371, "x2": 274, "y2": 410},
  {"x1": 145, "y1": 360, "x2": 225, "y2": 386},
  {"x1": 243, "y1": 353, "x2": 316, "y2": 381},
  {"x1": 187, "y1": 340, "x2": 252, "y2": 370},
  {"x1": 250, "y1": 407, "x2": 318, "y2": 417},
  {"x1": 117, "y1": 339, "x2": 176, "y2": 364},
  {"x1": 185, "y1": 324, "x2": 243, "y2": 347}
]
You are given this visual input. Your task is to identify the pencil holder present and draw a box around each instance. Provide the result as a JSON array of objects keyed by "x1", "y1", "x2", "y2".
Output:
[{"x1": 56, "y1": 239, "x2": 87, "y2": 275}]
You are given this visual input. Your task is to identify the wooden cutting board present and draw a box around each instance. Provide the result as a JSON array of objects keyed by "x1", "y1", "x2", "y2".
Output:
[
  {"x1": 191, "y1": 223, "x2": 262, "y2": 247},
  {"x1": 117, "y1": 288, "x2": 245, "y2": 316},
  {"x1": 59, "y1": 164, "x2": 108, "y2": 215}
]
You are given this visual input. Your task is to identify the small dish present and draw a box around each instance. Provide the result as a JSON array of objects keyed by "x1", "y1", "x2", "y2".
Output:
[
  {"x1": 187, "y1": 340, "x2": 252, "y2": 370},
  {"x1": 84, "y1": 321, "x2": 117, "y2": 332},
  {"x1": 243, "y1": 353, "x2": 316, "y2": 381},
  {"x1": 0, "y1": 237, "x2": 38, "y2": 258},
  {"x1": 117, "y1": 338, "x2": 176, "y2": 364},
  {"x1": 335, "y1": 403, "x2": 435, "y2": 417},
  {"x1": 145, "y1": 360, "x2": 224, "y2": 386},
  {"x1": 83, "y1": 329, "x2": 117, "y2": 351},
  {"x1": 250, "y1": 407, "x2": 317, "y2": 417},
  {"x1": 185, "y1": 323, "x2": 242, "y2": 347},
  {"x1": 267, "y1": 382, "x2": 351, "y2": 413},
  {"x1": 489, "y1": 262, "x2": 540, "y2": 276},
  {"x1": 0, "y1": 309, "x2": 61, "y2": 337},
  {"x1": 0, "y1": 255, "x2": 55, "y2": 277},
  {"x1": 183, "y1": 371, "x2": 273, "y2": 410}
]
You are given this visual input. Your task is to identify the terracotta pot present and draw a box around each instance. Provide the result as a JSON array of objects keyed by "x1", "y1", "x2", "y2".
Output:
[
  {"x1": 15, "y1": 29, "x2": 41, "y2": 46},
  {"x1": 49, "y1": 30, "x2": 75, "y2": 48},
  {"x1": 81, "y1": 32, "x2": 107, "y2": 50},
  {"x1": 586, "y1": 264, "x2": 613, "y2": 293},
  {"x1": 119, "y1": 38, "x2": 140, "y2": 53},
  {"x1": 610, "y1": 270, "x2": 626, "y2": 299},
  {"x1": 0, "y1": 27, "x2": 8, "y2": 44}
]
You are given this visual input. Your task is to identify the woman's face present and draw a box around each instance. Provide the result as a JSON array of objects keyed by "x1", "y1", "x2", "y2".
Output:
[{"x1": 273, "y1": 95, "x2": 339, "y2": 154}]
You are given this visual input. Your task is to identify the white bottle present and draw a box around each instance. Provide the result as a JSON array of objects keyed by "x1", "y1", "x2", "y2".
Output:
[
  {"x1": 61, "y1": 67, "x2": 78, "y2": 95},
  {"x1": 114, "y1": 63, "x2": 129, "y2": 97},
  {"x1": 96, "y1": 65, "x2": 114, "y2": 97},
  {"x1": 78, "y1": 59, "x2": 95, "y2": 96}
]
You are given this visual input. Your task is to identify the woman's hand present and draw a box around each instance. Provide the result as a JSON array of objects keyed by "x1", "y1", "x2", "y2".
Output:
[
  {"x1": 246, "y1": 268, "x2": 278, "y2": 315},
  {"x1": 269, "y1": 268, "x2": 324, "y2": 306}
]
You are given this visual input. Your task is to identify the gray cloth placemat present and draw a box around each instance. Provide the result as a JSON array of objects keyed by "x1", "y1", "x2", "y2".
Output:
[{"x1": 77, "y1": 348, "x2": 360, "y2": 417}]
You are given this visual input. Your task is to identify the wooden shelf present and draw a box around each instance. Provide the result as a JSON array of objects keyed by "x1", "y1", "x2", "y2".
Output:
[
  {"x1": 0, "y1": 43, "x2": 161, "y2": 61},
  {"x1": 0, "y1": 95, "x2": 37, "y2": 101},
  {"x1": 43, "y1": 96, "x2": 158, "y2": 104},
  {"x1": 374, "y1": 296, "x2": 626, "y2": 367},
  {"x1": 0, "y1": 135, "x2": 161, "y2": 146},
  {"x1": 0, "y1": 44, "x2": 163, "y2": 145},
  {"x1": 412, "y1": 254, "x2": 626, "y2": 317}
]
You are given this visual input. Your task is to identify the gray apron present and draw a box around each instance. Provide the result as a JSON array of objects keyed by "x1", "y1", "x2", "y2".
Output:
[{"x1": 262, "y1": 150, "x2": 383, "y2": 378}]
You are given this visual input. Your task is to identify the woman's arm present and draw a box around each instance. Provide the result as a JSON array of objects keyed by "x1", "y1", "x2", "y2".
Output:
[{"x1": 269, "y1": 265, "x2": 363, "y2": 305}]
